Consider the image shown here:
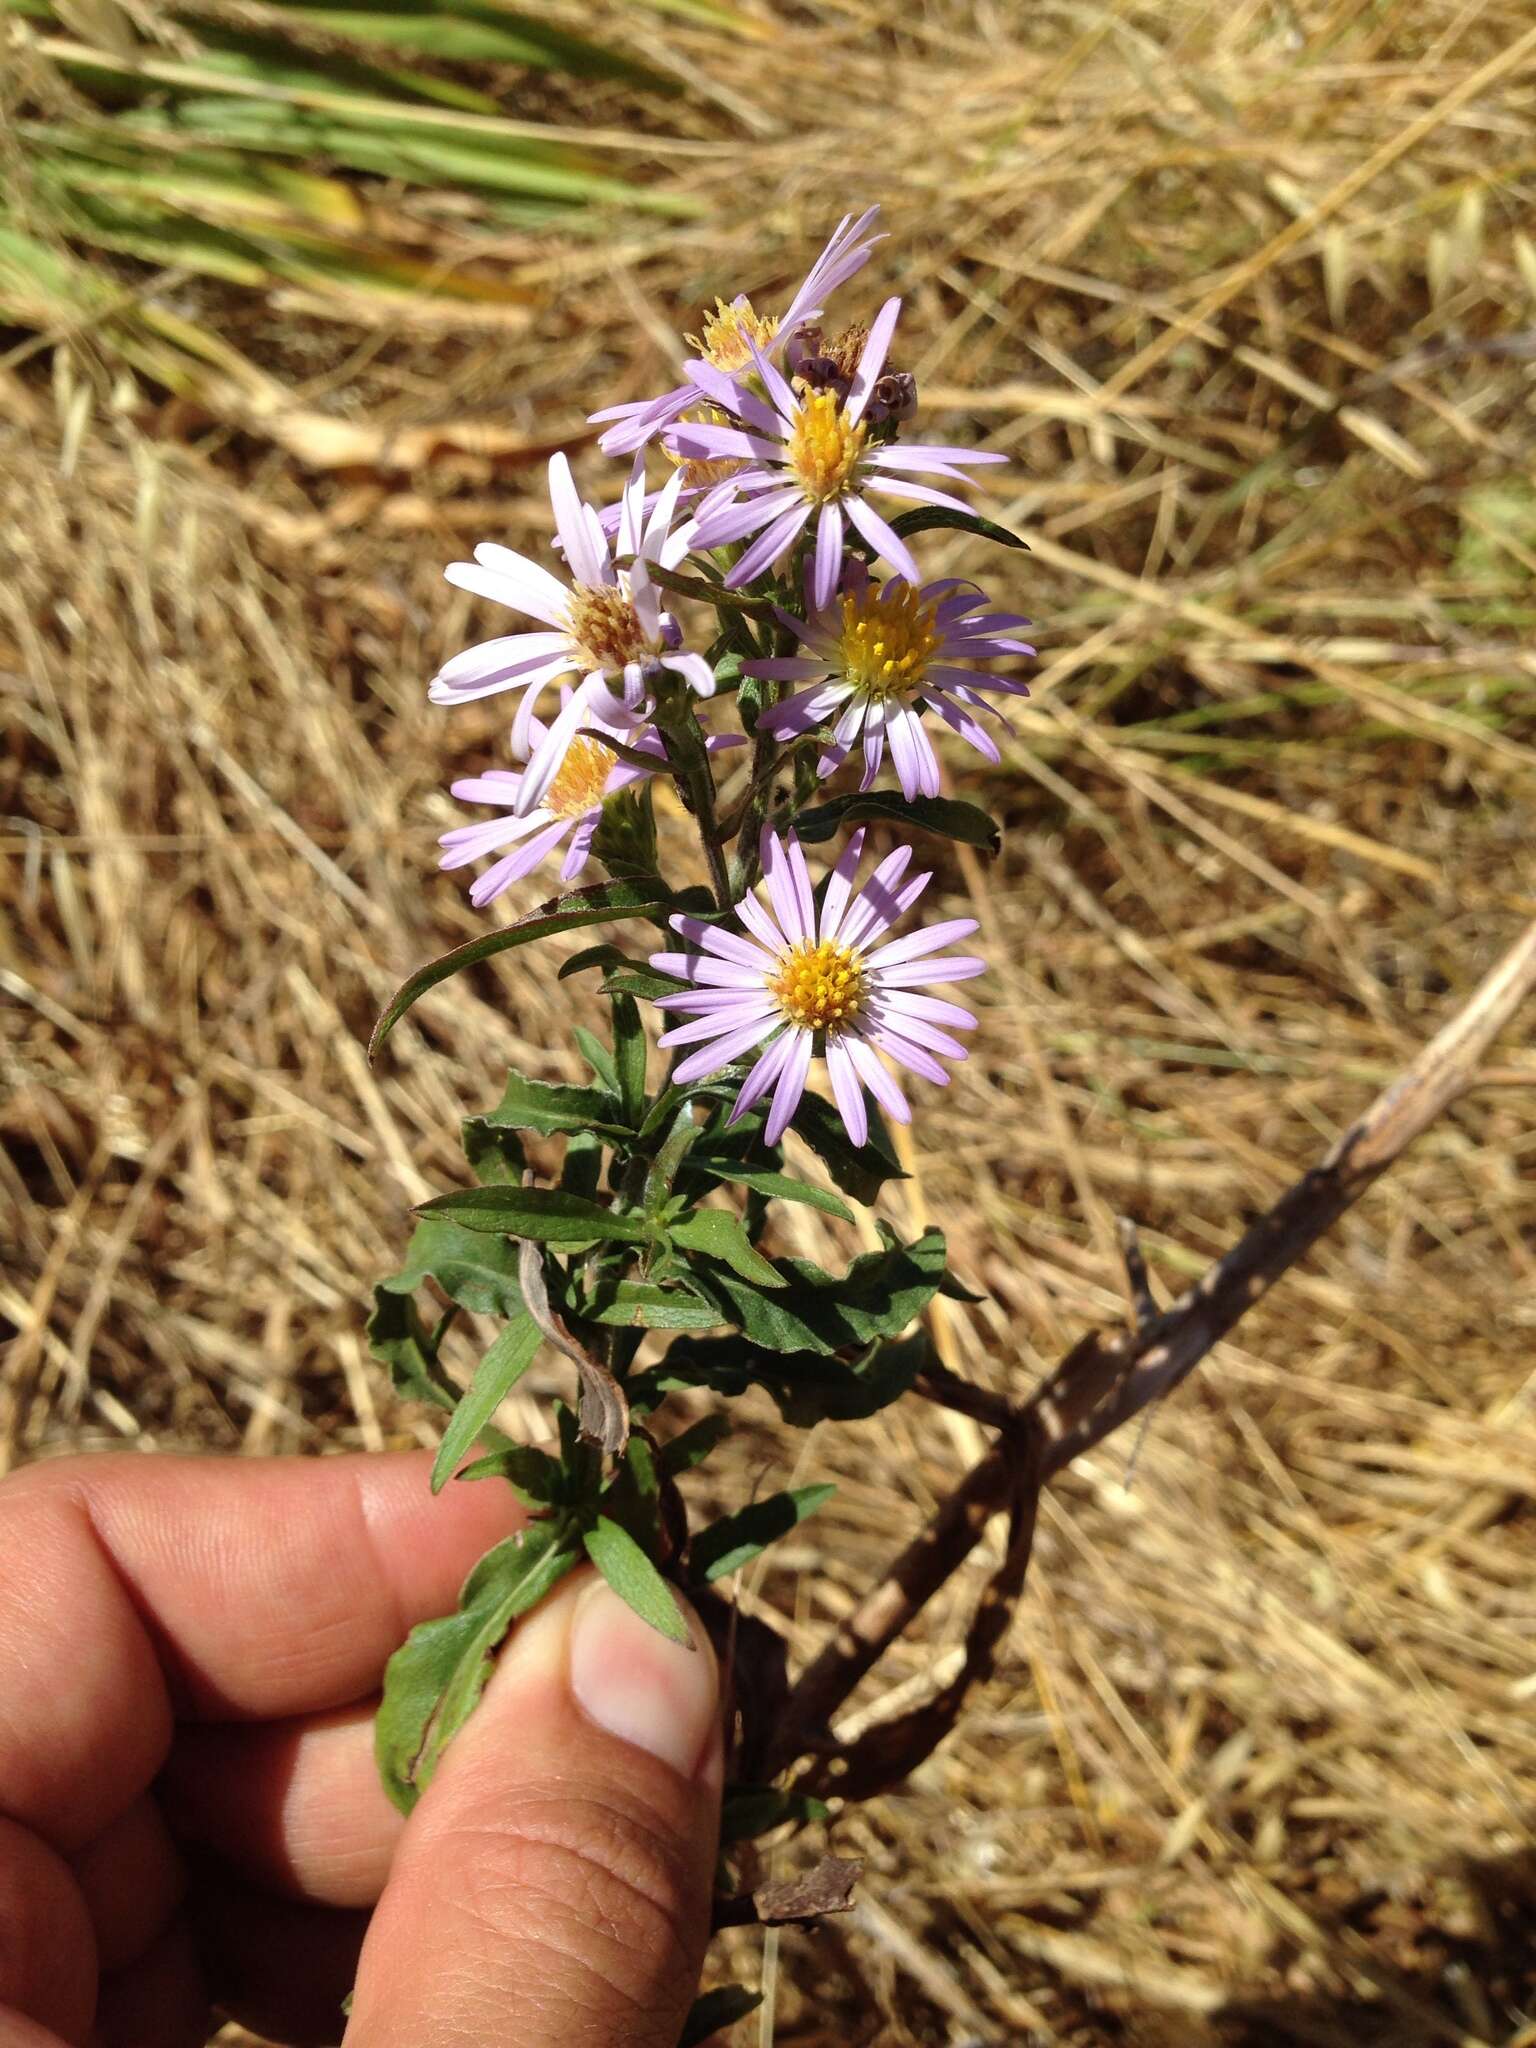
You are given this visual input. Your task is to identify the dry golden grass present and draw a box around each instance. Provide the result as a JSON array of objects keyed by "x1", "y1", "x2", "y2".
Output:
[{"x1": 5, "y1": 2, "x2": 1536, "y2": 2042}]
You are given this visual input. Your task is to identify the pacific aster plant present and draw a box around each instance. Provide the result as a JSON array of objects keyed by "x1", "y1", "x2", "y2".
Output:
[{"x1": 367, "y1": 207, "x2": 1029, "y2": 2029}]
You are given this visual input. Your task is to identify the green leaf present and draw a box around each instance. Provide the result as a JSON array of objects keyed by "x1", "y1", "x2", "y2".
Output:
[
  {"x1": 695, "y1": 1160, "x2": 853, "y2": 1223},
  {"x1": 477, "y1": 1069, "x2": 627, "y2": 1142},
  {"x1": 603, "y1": 962, "x2": 689, "y2": 1002},
  {"x1": 582, "y1": 1517, "x2": 691, "y2": 1645},
  {"x1": 559, "y1": 1129, "x2": 604, "y2": 1199},
  {"x1": 648, "y1": 1329, "x2": 933, "y2": 1427},
  {"x1": 365, "y1": 1286, "x2": 455, "y2": 1412},
  {"x1": 669, "y1": 1207, "x2": 786, "y2": 1288},
  {"x1": 889, "y1": 505, "x2": 1028, "y2": 551},
  {"x1": 659, "y1": 1413, "x2": 729, "y2": 1475},
  {"x1": 416, "y1": 1186, "x2": 657, "y2": 1246},
  {"x1": 611, "y1": 993, "x2": 647, "y2": 1127},
  {"x1": 558, "y1": 942, "x2": 630, "y2": 981},
  {"x1": 597, "y1": 1430, "x2": 666, "y2": 1552},
  {"x1": 792, "y1": 790, "x2": 1001, "y2": 858},
  {"x1": 680, "y1": 1986, "x2": 763, "y2": 2048},
  {"x1": 684, "y1": 1227, "x2": 947, "y2": 1358},
  {"x1": 455, "y1": 1442, "x2": 564, "y2": 1506},
  {"x1": 370, "y1": 878, "x2": 678, "y2": 1055},
  {"x1": 688, "y1": 1220, "x2": 946, "y2": 1351},
  {"x1": 691, "y1": 1484, "x2": 836, "y2": 1582},
  {"x1": 638, "y1": 1076, "x2": 739, "y2": 1141},
  {"x1": 572, "y1": 1028, "x2": 619, "y2": 1096},
  {"x1": 789, "y1": 1092, "x2": 906, "y2": 1205},
  {"x1": 430, "y1": 1313, "x2": 542, "y2": 1493},
  {"x1": 376, "y1": 1521, "x2": 579, "y2": 1813},
  {"x1": 720, "y1": 1786, "x2": 831, "y2": 1845},
  {"x1": 939, "y1": 1268, "x2": 987, "y2": 1303},
  {"x1": 460, "y1": 1111, "x2": 525, "y2": 1186},
  {"x1": 588, "y1": 1279, "x2": 722, "y2": 1331},
  {"x1": 382, "y1": 1214, "x2": 524, "y2": 1318}
]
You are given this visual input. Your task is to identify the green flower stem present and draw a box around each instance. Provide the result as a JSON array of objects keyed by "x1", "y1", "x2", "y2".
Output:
[{"x1": 655, "y1": 681, "x2": 733, "y2": 911}]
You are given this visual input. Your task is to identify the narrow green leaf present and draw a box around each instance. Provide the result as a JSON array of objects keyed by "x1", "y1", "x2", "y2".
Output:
[
  {"x1": 559, "y1": 1129, "x2": 604, "y2": 1199},
  {"x1": 376, "y1": 1522, "x2": 579, "y2": 1812},
  {"x1": 691, "y1": 1484, "x2": 835, "y2": 1582},
  {"x1": 685, "y1": 1227, "x2": 947, "y2": 1357},
  {"x1": 572, "y1": 1029, "x2": 620, "y2": 1097},
  {"x1": 605, "y1": 961, "x2": 689, "y2": 1001},
  {"x1": 365, "y1": 1286, "x2": 455, "y2": 1412},
  {"x1": 695, "y1": 1161, "x2": 854, "y2": 1223},
  {"x1": 638, "y1": 1076, "x2": 739, "y2": 1140},
  {"x1": 381, "y1": 1214, "x2": 524, "y2": 1318},
  {"x1": 416, "y1": 1186, "x2": 657, "y2": 1245},
  {"x1": 789, "y1": 1092, "x2": 906, "y2": 1204},
  {"x1": 455, "y1": 1443, "x2": 564, "y2": 1505},
  {"x1": 659, "y1": 1413, "x2": 729, "y2": 1476},
  {"x1": 792, "y1": 791, "x2": 1001, "y2": 858},
  {"x1": 460, "y1": 1111, "x2": 525, "y2": 1186},
  {"x1": 476, "y1": 1069, "x2": 626, "y2": 1141},
  {"x1": 670, "y1": 1207, "x2": 786, "y2": 1288},
  {"x1": 889, "y1": 505, "x2": 1028, "y2": 551},
  {"x1": 262, "y1": 2, "x2": 679, "y2": 87},
  {"x1": 430, "y1": 1313, "x2": 542, "y2": 1493},
  {"x1": 582, "y1": 1517, "x2": 691, "y2": 1645},
  {"x1": 644, "y1": 1329, "x2": 933, "y2": 1427},
  {"x1": 611, "y1": 993, "x2": 647, "y2": 1127},
  {"x1": 370, "y1": 878, "x2": 677, "y2": 1056},
  {"x1": 558, "y1": 942, "x2": 629, "y2": 981},
  {"x1": 588, "y1": 1280, "x2": 722, "y2": 1331}
]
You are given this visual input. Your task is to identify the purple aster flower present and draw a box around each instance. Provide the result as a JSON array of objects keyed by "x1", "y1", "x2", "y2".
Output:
[
  {"x1": 439, "y1": 696, "x2": 742, "y2": 903},
  {"x1": 589, "y1": 208, "x2": 883, "y2": 458},
  {"x1": 744, "y1": 561, "x2": 1035, "y2": 799},
  {"x1": 668, "y1": 302, "x2": 1006, "y2": 601},
  {"x1": 650, "y1": 828, "x2": 984, "y2": 1147},
  {"x1": 431, "y1": 453, "x2": 713, "y2": 816}
]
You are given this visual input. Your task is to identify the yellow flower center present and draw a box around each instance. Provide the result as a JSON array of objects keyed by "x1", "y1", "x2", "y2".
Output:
[
  {"x1": 837, "y1": 580, "x2": 940, "y2": 700},
  {"x1": 787, "y1": 388, "x2": 867, "y2": 505},
  {"x1": 544, "y1": 735, "x2": 617, "y2": 819},
  {"x1": 662, "y1": 407, "x2": 746, "y2": 494},
  {"x1": 565, "y1": 582, "x2": 650, "y2": 676},
  {"x1": 768, "y1": 938, "x2": 865, "y2": 1032},
  {"x1": 691, "y1": 296, "x2": 779, "y2": 373}
]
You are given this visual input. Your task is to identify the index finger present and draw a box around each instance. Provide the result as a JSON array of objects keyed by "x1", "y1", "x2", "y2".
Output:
[{"x1": 0, "y1": 1450, "x2": 522, "y2": 1850}]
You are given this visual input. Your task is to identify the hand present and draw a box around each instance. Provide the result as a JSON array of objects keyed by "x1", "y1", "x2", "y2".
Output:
[{"x1": 0, "y1": 1452, "x2": 722, "y2": 2047}]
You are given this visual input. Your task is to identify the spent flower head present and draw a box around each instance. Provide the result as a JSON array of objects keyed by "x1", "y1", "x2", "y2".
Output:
[
  {"x1": 650, "y1": 828, "x2": 985, "y2": 1147},
  {"x1": 745, "y1": 561, "x2": 1034, "y2": 799}
]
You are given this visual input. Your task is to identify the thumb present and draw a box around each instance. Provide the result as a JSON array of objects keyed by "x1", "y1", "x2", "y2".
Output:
[{"x1": 344, "y1": 1564, "x2": 722, "y2": 2048}]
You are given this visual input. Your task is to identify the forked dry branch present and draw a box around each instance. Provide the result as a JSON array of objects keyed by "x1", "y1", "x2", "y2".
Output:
[{"x1": 766, "y1": 917, "x2": 1536, "y2": 1808}]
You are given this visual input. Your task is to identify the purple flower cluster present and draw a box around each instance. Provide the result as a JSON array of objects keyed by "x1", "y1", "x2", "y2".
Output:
[{"x1": 427, "y1": 208, "x2": 1033, "y2": 1144}]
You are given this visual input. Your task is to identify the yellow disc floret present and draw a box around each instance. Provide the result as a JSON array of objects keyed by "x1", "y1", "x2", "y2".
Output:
[
  {"x1": 565, "y1": 583, "x2": 650, "y2": 676},
  {"x1": 691, "y1": 296, "x2": 779, "y2": 373},
  {"x1": 663, "y1": 407, "x2": 747, "y2": 494},
  {"x1": 768, "y1": 938, "x2": 865, "y2": 1032},
  {"x1": 837, "y1": 580, "x2": 939, "y2": 700},
  {"x1": 543, "y1": 735, "x2": 617, "y2": 819},
  {"x1": 787, "y1": 388, "x2": 868, "y2": 505}
]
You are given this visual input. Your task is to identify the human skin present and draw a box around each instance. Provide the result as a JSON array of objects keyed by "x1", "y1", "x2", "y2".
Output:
[{"x1": 0, "y1": 1451, "x2": 722, "y2": 2048}]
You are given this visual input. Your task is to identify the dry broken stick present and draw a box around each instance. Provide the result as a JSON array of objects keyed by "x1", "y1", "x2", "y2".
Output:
[{"x1": 768, "y1": 915, "x2": 1536, "y2": 1785}]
